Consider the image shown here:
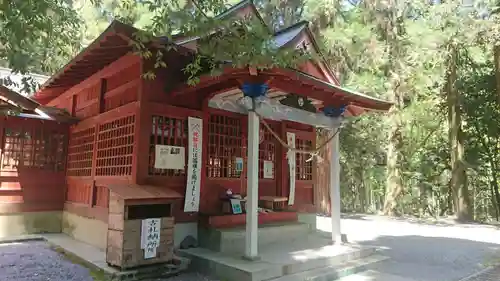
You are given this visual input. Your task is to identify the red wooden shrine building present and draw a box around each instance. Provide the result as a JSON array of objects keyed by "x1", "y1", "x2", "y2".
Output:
[{"x1": 0, "y1": 0, "x2": 391, "y2": 266}]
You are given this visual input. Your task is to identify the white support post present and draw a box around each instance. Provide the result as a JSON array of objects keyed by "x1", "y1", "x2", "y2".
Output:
[
  {"x1": 330, "y1": 128, "x2": 342, "y2": 245},
  {"x1": 245, "y1": 110, "x2": 260, "y2": 260}
]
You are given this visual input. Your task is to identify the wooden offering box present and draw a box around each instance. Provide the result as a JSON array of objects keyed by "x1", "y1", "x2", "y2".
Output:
[{"x1": 106, "y1": 184, "x2": 182, "y2": 269}]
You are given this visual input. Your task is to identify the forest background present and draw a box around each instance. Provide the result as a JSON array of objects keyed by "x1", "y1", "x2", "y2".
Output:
[{"x1": 1, "y1": 0, "x2": 500, "y2": 222}]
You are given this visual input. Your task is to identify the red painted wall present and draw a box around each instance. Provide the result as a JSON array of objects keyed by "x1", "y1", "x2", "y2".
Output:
[
  {"x1": 44, "y1": 54, "x2": 142, "y2": 221},
  {"x1": 41, "y1": 51, "x2": 320, "y2": 224},
  {"x1": 0, "y1": 117, "x2": 67, "y2": 213}
]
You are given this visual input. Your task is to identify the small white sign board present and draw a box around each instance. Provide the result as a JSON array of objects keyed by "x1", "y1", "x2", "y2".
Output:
[
  {"x1": 141, "y1": 218, "x2": 161, "y2": 259},
  {"x1": 154, "y1": 145, "x2": 185, "y2": 170},
  {"x1": 263, "y1": 160, "x2": 274, "y2": 179}
]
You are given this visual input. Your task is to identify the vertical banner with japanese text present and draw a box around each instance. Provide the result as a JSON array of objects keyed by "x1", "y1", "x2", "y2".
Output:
[
  {"x1": 184, "y1": 117, "x2": 203, "y2": 212},
  {"x1": 287, "y1": 132, "x2": 296, "y2": 205}
]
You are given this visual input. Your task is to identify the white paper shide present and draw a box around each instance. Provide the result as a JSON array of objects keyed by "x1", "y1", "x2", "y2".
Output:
[
  {"x1": 184, "y1": 117, "x2": 203, "y2": 212},
  {"x1": 154, "y1": 145, "x2": 185, "y2": 170},
  {"x1": 286, "y1": 132, "x2": 296, "y2": 205},
  {"x1": 141, "y1": 218, "x2": 161, "y2": 259}
]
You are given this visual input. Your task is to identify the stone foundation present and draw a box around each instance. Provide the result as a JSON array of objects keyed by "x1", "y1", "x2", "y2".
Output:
[
  {"x1": 297, "y1": 213, "x2": 318, "y2": 231},
  {"x1": 174, "y1": 222, "x2": 198, "y2": 248},
  {"x1": 0, "y1": 211, "x2": 62, "y2": 237},
  {"x1": 62, "y1": 211, "x2": 107, "y2": 250}
]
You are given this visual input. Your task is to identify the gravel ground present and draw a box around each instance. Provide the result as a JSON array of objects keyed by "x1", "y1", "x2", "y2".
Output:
[
  {"x1": 321, "y1": 215, "x2": 500, "y2": 281},
  {"x1": 0, "y1": 241, "x2": 93, "y2": 281},
  {"x1": 0, "y1": 241, "x2": 219, "y2": 281}
]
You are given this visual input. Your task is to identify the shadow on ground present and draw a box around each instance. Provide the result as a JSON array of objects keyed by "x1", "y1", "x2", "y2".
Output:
[
  {"x1": 354, "y1": 234, "x2": 500, "y2": 281},
  {"x1": 335, "y1": 213, "x2": 500, "y2": 229}
]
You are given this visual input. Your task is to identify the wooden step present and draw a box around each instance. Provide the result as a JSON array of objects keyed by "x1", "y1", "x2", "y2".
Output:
[
  {"x1": 268, "y1": 254, "x2": 389, "y2": 281},
  {"x1": 198, "y1": 222, "x2": 311, "y2": 255}
]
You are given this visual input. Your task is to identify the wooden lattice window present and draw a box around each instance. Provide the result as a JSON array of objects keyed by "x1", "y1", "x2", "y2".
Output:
[
  {"x1": 95, "y1": 115, "x2": 135, "y2": 176},
  {"x1": 296, "y1": 139, "x2": 313, "y2": 180},
  {"x1": 207, "y1": 114, "x2": 245, "y2": 178},
  {"x1": 259, "y1": 122, "x2": 276, "y2": 179},
  {"x1": 148, "y1": 115, "x2": 188, "y2": 176},
  {"x1": 67, "y1": 128, "x2": 95, "y2": 176},
  {"x1": 2, "y1": 126, "x2": 66, "y2": 171}
]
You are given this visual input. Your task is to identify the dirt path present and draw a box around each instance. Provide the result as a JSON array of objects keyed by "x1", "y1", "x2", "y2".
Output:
[{"x1": 318, "y1": 215, "x2": 500, "y2": 281}]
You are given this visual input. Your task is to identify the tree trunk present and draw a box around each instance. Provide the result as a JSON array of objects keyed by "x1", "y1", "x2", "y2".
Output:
[
  {"x1": 382, "y1": 0, "x2": 404, "y2": 216},
  {"x1": 316, "y1": 129, "x2": 332, "y2": 216},
  {"x1": 446, "y1": 45, "x2": 472, "y2": 222},
  {"x1": 494, "y1": 45, "x2": 500, "y2": 103}
]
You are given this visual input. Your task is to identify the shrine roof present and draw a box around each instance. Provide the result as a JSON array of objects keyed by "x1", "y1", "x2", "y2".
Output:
[
  {"x1": 107, "y1": 184, "x2": 183, "y2": 201},
  {"x1": 31, "y1": 1, "x2": 391, "y2": 112},
  {"x1": 272, "y1": 22, "x2": 307, "y2": 48},
  {"x1": 291, "y1": 70, "x2": 392, "y2": 111},
  {"x1": 33, "y1": 21, "x2": 139, "y2": 101},
  {"x1": 0, "y1": 85, "x2": 78, "y2": 123},
  {"x1": 215, "y1": 0, "x2": 266, "y2": 24}
]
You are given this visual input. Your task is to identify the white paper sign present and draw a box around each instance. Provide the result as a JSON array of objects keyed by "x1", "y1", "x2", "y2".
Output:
[
  {"x1": 154, "y1": 145, "x2": 185, "y2": 170},
  {"x1": 287, "y1": 132, "x2": 296, "y2": 205},
  {"x1": 140, "y1": 218, "x2": 161, "y2": 259},
  {"x1": 263, "y1": 160, "x2": 274, "y2": 179},
  {"x1": 184, "y1": 117, "x2": 203, "y2": 212}
]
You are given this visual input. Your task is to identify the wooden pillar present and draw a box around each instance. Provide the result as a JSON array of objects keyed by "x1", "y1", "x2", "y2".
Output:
[
  {"x1": 245, "y1": 110, "x2": 259, "y2": 260},
  {"x1": 133, "y1": 59, "x2": 151, "y2": 185},
  {"x1": 330, "y1": 128, "x2": 342, "y2": 244}
]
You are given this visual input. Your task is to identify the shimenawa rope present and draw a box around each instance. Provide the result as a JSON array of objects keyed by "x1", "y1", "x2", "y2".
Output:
[{"x1": 253, "y1": 109, "x2": 340, "y2": 163}]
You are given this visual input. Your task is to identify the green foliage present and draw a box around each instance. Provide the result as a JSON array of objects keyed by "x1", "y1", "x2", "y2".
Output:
[
  {"x1": 3, "y1": 0, "x2": 500, "y2": 220},
  {"x1": 0, "y1": 0, "x2": 81, "y2": 92}
]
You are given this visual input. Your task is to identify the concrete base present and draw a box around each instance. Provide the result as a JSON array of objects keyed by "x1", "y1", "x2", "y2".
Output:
[
  {"x1": 198, "y1": 222, "x2": 311, "y2": 255},
  {"x1": 174, "y1": 222, "x2": 198, "y2": 248},
  {"x1": 0, "y1": 211, "x2": 62, "y2": 237},
  {"x1": 62, "y1": 211, "x2": 107, "y2": 250},
  {"x1": 180, "y1": 232, "x2": 386, "y2": 281},
  {"x1": 297, "y1": 213, "x2": 317, "y2": 231}
]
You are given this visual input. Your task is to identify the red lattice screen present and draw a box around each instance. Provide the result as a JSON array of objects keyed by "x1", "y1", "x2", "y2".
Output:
[
  {"x1": 67, "y1": 128, "x2": 95, "y2": 177},
  {"x1": 2, "y1": 126, "x2": 66, "y2": 171},
  {"x1": 207, "y1": 114, "x2": 244, "y2": 178},
  {"x1": 95, "y1": 115, "x2": 135, "y2": 176},
  {"x1": 258, "y1": 122, "x2": 277, "y2": 179},
  {"x1": 296, "y1": 138, "x2": 313, "y2": 180},
  {"x1": 148, "y1": 115, "x2": 187, "y2": 177}
]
